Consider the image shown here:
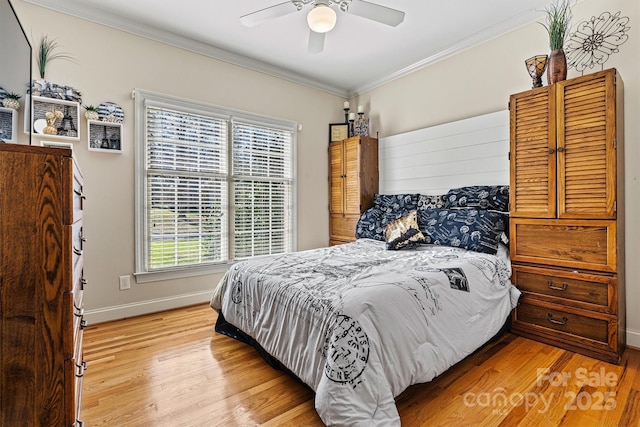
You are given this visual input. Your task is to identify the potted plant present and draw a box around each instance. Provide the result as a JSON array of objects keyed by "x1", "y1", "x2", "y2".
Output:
[
  {"x1": 36, "y1": 35, "x2": 74, "y2": 80},
  {"x1": 541, "y1": 0, "x2": 572, "y2": 84},
  {"x1": 83, "y1": 105, "x2": 100, "y2": 121},
  {"x1": 2, "y1": 92, "x2": 21, "y2": 110}
]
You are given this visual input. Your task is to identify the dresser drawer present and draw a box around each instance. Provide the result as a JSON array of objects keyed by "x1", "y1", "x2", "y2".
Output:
[
  {"x1": 64, "y1": 328, "x2": 85, "y2": 427},
  {"x1": 72, "y1": 221, "x2": 84, "y2": 276},
  {"x1": 63, "y1": 290, "x2": 85, "y2": 359},
  {"x1": 73, "y1": 268, "x2": 85, "y2": 314},
  {"x1": 512, "y1": 265, "x2": 614, "y2": 313},
  {"x1": 330, "y1": 214, "x2": 359, "y2": 242},
  {"x1": 63, "y1": 157, "x2": 84, "y2": 225},
  {"x1": 510, "y1": 218, "x2": 616, "y2": 272},
  {"x1": 514, "y1": 299, "x2": 612, "y2": 344},
  {"x1": 71, "y1": 160, "x2": 84, "y2": 223}
]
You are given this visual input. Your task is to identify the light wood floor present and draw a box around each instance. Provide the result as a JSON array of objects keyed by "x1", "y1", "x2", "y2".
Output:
[{"x1": 82, "y1": 303, "x2": 640, "y2": 426}]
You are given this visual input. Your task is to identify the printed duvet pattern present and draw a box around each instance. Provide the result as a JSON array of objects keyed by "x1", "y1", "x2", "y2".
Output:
[{"x1": 210, "y1": 239, "x2": 519, "y2": 426}]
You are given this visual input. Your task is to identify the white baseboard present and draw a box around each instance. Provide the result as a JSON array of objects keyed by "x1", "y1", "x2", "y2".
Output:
[
  {"x1": 84, "y1": 291, "x2": 213, "y2": 325},
  {"x1": 627, "y1": 328, "x2": 640, "y2": 350}
]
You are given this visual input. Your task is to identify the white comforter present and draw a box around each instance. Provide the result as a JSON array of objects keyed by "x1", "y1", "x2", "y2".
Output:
[{"x1": 211, "y1": 239, "x2": 520, "y2": 426}]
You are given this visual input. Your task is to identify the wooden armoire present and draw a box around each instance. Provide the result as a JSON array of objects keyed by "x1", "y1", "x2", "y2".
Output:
[
  {"x1": 329, "y1": 135, "x2": 378, "y2": 245},
  {"x1": 0, "y1": 144, "x2": 86, "y2": 425},
  {"x1": 508, "y1": 68, "x2": 625, "y2": 364}
]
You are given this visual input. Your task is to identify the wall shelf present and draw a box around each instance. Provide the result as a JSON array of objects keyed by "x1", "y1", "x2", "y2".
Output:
[
  {"x1": 0, "y1": 106, "x2": 17, "y2": 143},
  {"x1": 88, "y1": 120, "x2": 122, "y2": 153},
  {"x1": 26, "y1": 95, "x2": 81, "y2": 141}
]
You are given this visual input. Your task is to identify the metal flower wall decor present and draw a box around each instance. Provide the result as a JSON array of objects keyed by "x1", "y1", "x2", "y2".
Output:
[{"x1": 565, "y1": 11, "x2": 630, "y2": 73}]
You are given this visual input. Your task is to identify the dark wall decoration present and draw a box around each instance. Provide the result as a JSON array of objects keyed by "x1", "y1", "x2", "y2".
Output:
[{"x1": 566, "y1": 11, "x2": 630, "y2": 73}]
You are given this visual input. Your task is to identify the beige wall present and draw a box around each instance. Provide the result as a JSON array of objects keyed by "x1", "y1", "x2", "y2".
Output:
[
  {"x1": 12, "y1": 1, "x2": 344, "y2": 322},
  {"x1": 355, "y1": 0, "x2": 640, "y2": 347},
  {"x1": 11, "y1": 0, "x2": 640, "y2": 347}
]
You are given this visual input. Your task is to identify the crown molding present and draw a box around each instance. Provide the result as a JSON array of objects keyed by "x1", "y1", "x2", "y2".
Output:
[
  {"x1": 351, "y1": 3, "x2": 546, "y2": 96},
  {"x1": 22, "y1": 0, "x2": 350, "y2": 97},
  {"x1": 349, "y1": 0, "x2": 585, "y2": 96},
  {"x1": 23, "y1": 0, "x2": 584, "y2": 99}
]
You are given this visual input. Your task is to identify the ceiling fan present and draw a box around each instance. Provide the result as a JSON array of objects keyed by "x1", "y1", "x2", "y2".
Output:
[{"x1": 240, "y1": 0, "x2": 405, "y2": 54}]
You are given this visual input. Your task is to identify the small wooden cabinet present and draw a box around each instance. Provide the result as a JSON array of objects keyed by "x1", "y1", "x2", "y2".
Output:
[
  {"x1": 509, "y1": 69, "x2": 625, "y2": 364},
  {"x1": 329, "y1": 135, "x2": 378, "y2": 245},
  {"x1": 0, "y1": 144, "x2": 86, "y2": 425}
]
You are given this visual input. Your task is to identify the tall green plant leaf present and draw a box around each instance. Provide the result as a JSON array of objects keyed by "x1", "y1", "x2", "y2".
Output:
[{"x1": 36, "y1": 35, "x2": 75, "y2": 79}]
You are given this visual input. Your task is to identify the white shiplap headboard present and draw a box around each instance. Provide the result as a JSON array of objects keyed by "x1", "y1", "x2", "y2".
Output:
[{"x1": 379, "y1": 110, "x2": 509, "y2": 195}]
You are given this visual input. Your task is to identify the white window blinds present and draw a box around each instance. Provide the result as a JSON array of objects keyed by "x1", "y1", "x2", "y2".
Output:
[
  {"x1": 232, "y1": 122, "x2": 293, "y2": 259},
  {"x1": 135, "y1": 90, "x2": 296, "y2": 281},
  {"x1": 146, "y1": 106, "x2": 228, "y2": 270}
]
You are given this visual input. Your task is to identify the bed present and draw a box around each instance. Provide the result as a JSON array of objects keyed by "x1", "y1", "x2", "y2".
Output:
[{"x1": 211, "y1": 187, "x2": 520, "y2": 425}]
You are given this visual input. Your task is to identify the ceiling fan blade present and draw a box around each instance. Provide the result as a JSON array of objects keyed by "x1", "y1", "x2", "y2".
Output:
[
  {"x1": 348, "y1": 0, "x2": 405, "y2": 27},
  {"x1": 240, "y1": 1, "x2": 298, "y2": 27},
  {"x1": 308, "y1": 30, "x2": 325, "y2": 54}
]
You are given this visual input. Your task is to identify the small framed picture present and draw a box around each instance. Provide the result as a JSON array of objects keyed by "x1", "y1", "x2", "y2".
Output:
[{"x1": 329, "y1": 123, "x2": 349, "y2": 143}]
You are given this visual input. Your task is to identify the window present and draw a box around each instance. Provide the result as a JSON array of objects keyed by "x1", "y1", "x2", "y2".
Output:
[{"x1": 134, "y1": 90, "x2": 296, "y2": 282}]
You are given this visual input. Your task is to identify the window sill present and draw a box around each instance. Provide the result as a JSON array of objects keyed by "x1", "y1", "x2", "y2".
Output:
[{"x1": 134, "y1": 262, "x2": 232, "y2": 284}]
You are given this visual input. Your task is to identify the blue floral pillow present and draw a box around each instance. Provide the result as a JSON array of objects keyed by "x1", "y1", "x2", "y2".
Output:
[
  {"x1": 444, "y1": 185, "x2": 509, "y2": 212},
  {"x1": 417, "y1": 194, "x2": 446, "y2": 210},
  {"x1": 374, "y1": 193, "x2": 419, "y2": 214},
  {"x1": 356, "y1": 194, "x2": 421, "y2": 241},
  {"x1": 355, "y1": 206, "x2": 385, "y2": 240},
  {"x1": 417, "y1": 208, "x2": 508, "y2": 255}
]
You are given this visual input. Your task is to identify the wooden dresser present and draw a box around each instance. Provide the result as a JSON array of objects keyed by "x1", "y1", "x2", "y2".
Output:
[
  {"x1": 0, "y1": 144, "x2": 86, "y2": 425},
  {"x1": 329, "y1": 135, "x2": 378, "y2": 245},
  {"x1": 509, "y1": 69, "x2": 625, "y2": 364}
]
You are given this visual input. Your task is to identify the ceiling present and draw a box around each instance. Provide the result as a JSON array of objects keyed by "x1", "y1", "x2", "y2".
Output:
[{"x1": 23, "y1": 0, "x2": 556, "y2": 96}]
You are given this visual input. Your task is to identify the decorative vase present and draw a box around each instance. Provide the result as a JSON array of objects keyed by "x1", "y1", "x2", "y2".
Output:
[
  {"x1": 547, "y1": 49, "x2": 567, "y2": 84},
  {"x1": 43, "y1": 125, "x2": 58, "y2": 135},
  {"x1": 354, "y1": 114, "x2": 369, "y2": 136},
  {"x1": 85, "y1": 110, "x2": 99, "y2": 121},
  {"x1": 2, "y1": 98, "x2": 20, "y2": 110},
  {"x1": 525, "y1": 55, "x2": 548, "y2": 88}
]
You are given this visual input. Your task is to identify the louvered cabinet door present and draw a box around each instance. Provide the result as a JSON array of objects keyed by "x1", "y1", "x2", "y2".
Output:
[
  {"x1": 329, "y1": 140, "x2": 345, "y2": 215},
  {"x1": 343, "y1": 138, "x2": 362, "y2": 214},
  {"x1": 556, "y1": 69, "x2": 618, "y2": 219},
  {"x1": 509, "y1": 86, "x2": 557, "y2": 218}
]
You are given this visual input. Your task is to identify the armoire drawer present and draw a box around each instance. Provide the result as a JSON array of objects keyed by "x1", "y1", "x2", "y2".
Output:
[
  {"x1": 510, "y1": 218, "x2": 616, "y2": 272},
  {"x1": 513, "y1": 299, "x2": 612, "y2": 345},
  {"x1": 329, "y1": 214, "x2": 359, "y2": 242},
  {"x1": 512, "y1": 265, "x2": 615, "y2": 313}
]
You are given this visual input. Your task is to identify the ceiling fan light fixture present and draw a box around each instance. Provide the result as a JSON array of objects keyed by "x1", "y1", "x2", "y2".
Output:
[{"x1": 307, "y1": 3, "x2": 337, "y2": 33}]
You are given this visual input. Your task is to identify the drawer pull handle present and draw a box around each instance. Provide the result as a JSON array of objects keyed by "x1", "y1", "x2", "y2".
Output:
[
  {"x1": 75, "y1": 360, "x2": 87, "y2": 377},
  {"x1": 547, "y1": 281, "x2": 568, "y2": 291},
  {"x1": 547, "y1": 313, "x2": 568, "y2": 326},
  {"x1": 548, "y1": 148, "x2": 555, "y2": 154}
]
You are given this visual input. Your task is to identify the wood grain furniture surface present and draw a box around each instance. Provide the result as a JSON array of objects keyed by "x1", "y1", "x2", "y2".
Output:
[
  {"x1": 509, "y1": 68, "x2": 625, "y2": 364},
  {"x1": 0, "y1": 144, "x2": 86, "y2": 426},
  {"x1": 328, "y1": 135, "x2": 378, "y2": 245}
]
